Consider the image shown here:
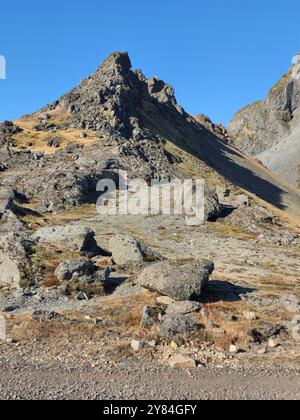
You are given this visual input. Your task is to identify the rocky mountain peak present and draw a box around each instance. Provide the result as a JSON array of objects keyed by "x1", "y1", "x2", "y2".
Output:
[
  {"x1": 97, "y1": 51, "x2": 132, "y2": 77},
  {"x1": 46, "y1": 51, "x2": 181, "y2": 140}
]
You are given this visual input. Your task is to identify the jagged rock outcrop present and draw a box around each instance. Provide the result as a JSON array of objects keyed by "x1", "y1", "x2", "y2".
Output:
[
  {"x1": 0, "y1": 121, "x2": 23, "y2": 147},
  {"x1": 228, "y1": 53, "x2": 300, "y2": 188},
  {"x1": 194, "y1": 114, "x2": 230, "y2": 143}
]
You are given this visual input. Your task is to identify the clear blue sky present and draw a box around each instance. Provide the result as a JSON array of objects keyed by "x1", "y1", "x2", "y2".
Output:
[{"x1": 0, "y1": 0, "x2": 299, "y2": 125}]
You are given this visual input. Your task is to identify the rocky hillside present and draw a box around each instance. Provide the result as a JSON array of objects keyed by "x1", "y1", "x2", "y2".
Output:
[
  {"x1": 228, "y1": 53, "x2": 300, "y2": 188},
  {"x1": 1, "y1": 52, "x2": 300, "y2": 218},
  {"x1": 0, "y1": 52, "x2": 299, "y2": 380}
]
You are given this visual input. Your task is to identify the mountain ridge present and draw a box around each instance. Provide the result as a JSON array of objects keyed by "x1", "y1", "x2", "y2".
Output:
[{"x1": 228, "y1": 54, "x2": 300, "y2": 190}]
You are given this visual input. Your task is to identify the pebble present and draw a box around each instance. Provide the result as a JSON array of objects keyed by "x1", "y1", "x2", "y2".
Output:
[
  {"x1": 268, "y1": 338, "x2": 280, "y2": 348},
  {"x1": 243, "y1": 312, "x2": 258, "y2": 321},
  {"x1": 168, "y1": 354, "x2": 196, "y2": 369},
  {"x1": 131, "y1": 340, "x2": 144, "y2": 352}
]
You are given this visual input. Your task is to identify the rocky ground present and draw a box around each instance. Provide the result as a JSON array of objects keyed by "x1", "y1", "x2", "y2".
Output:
[{"x1": 0, "y1": 52, "x2": 299, "y2": 400}]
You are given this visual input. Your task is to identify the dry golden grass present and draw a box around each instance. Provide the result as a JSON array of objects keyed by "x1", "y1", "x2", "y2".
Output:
[{"x1": 11, "y1": 109, "x2": 98, "y2": 154}]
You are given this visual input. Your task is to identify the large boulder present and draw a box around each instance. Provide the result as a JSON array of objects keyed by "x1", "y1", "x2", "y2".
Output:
[
  {"x1": 108, "y1": 234, "x2": 163, "y2": 266},
  {"x1": 136, "y1": 260, "x2": 214, "y2": 301},
  {"x1": 0, "y1": 211, "x2": 31, "y2": 288},
  {"x1": 0, "y1": 252, "x2": 21, "y2": 288},
  {"x1": 109, "y1": 235, "x2": 144, "y2": 265},
  {"x1": 55, "y1": 259, "x2": 110, "y2": 284},
  {"x1": 205, "y1": 190, "x2": 222, "y2": 221},
  {"x1": 32, "y1": 225, "x2": 106, "y2": 258}
]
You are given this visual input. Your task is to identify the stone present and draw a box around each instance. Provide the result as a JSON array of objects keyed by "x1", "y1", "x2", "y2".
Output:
[
  {"x1": 0, "y1": 252, "x2": 22, "y2": 288},
  {"x1": 31, "y1": 310, "x2": 62, "y2": 322},
  {"x1": 159, "y1": 315, "x2": 198, "y2": 339},
  {"x1": 291, "y1": 315, "x2": 300, "y2": 326},
  {"x1": 136, "y1": 260, "x2": 214, "y2": 301},
  {"x1": 292, "y1": 326, "x2": 300, "y2": 341},
  {"x1": 232, "y1": 194, "x2": 251, "y2": 208},
  {"x1": 200, "y1": 308, "x2": 209, "y2": 318},
  {"x1": 204, "y1": 190, "x2": 222, "y2": 221},
  {"x1": 268, "y1": 338, "x2": 280, "y2": 348},
  {"x1": 0, "y1": 187, "x2": 14, "y2": 217},
  {"x1": 59, "y1": 285, "x2": 71, "y2": 296},
  {"x1": 32, "y1": 226, "x2": 106, "y2": 258},
  {"x1": 170, "y1": 341, "x2": 179, "y2": 350},
  {"x1": 156, "y1": 296, "x2": 175, "y2": 306},
  {"x1": 0, "y1": 215, "x2": 31, "y2": 289},
  {"x1": 131, "y1": 340, "x2": 144, "y2": 352},
  {"x1": 39, "y1": 113, "x2": 50, "y2": 120},
  {"x1": 168, "y1": 355, "x2": 196, "y2": 369},
  {"x1": 229, "y1": 345, "x2": 239, "y2": 354},
  {"x1": 47, "y1": 137, "x2": 61, "y2": 148},
  {"x1": 280, "y1": 295, "x2": 300, "y2": 314},
  {"x1": 165, "y1": 301, "x2": 200, "y2": 316},
  {"x1": 243, "y1": 312, "x2": 258, "y2": 321},
  {"x1": 76, "y1": 291, "x2": 89, "y2": 301},
  {"x1": 55, "y1": 259, "x2": 110, "y2": 284},
  {"x1": 132, "y1": 128, "x2": 143, "y2": 141},
  {"x1": 109, "y1": 235, "x2": 144, "y2": 266},
  {"x1": 140, "y1": 306, "x2": 163, "y2": 327},
  {"x1": 55, "y1": 260, "x2": 97, "y2": 281}
]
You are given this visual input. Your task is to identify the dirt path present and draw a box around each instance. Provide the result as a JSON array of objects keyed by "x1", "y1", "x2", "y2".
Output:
[{"x1": 0, "y1": 362, "x2": 299, "y2": 400}]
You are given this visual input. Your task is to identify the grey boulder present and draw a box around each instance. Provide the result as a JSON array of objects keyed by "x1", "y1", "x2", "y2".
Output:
[
  {"x1": 165, "y1": 301, "x2": 200, "y2": 315},
  {"x1": 108, "y1": 234, "x2": 163, "y2": 266},
  {"x1": 159, "y1": 314, "x2": 199, "y2": 338},
  {"x1": 140, "y1": 306, "x2": 163, "y2": 327},
  {"x1": 136, "y1": 260, "x2": 214, "y2": 301},
  {"x1": 55, "y1": 260, "x2": 110, "y2": 283},
  {"x1": 280, "y1": 295, "x2": 300, "y2": 314}
]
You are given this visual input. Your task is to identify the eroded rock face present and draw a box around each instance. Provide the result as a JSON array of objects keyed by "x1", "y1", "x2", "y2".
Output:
[
  {"x1": 228, "y1": 57, "x2": 300, "y2": 187},
  {"x1": 136, "y1": 260, "x2": 214, "y2": 301},
  {"x1": 0, "y1": 121, "x2": 23, "y2": 146}
]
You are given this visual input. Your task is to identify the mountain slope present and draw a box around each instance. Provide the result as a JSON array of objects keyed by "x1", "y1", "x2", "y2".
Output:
[
  {"x1": 228, "y1": 54, "x2": 300, "y2": 189},
  {"x1": 0, "y1": 52, "x2": 300, "y2": 220}
]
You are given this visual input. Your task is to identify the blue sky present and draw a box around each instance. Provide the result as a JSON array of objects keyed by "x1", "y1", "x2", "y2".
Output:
[{"x1": 0, "y1": 0, "x2": 299, "y2": 125}]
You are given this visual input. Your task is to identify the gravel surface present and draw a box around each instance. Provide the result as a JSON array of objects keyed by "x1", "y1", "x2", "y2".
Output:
[{"x1": 0, "y1": 362, "x2": 299, "y2": 400}]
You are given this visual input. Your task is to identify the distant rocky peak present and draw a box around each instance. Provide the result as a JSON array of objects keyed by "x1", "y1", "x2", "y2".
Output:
[
  {"x1": 47, "y1": 51, "x2": 184, "y2": 139},
  {"x1": 97, "y1": 51, "x2": 132, "y2": 77}
]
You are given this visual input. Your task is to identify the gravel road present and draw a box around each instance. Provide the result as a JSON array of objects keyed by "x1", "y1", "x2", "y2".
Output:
[{"x1": 0, "y1": 362, "x2": 299, "y2": 400}]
